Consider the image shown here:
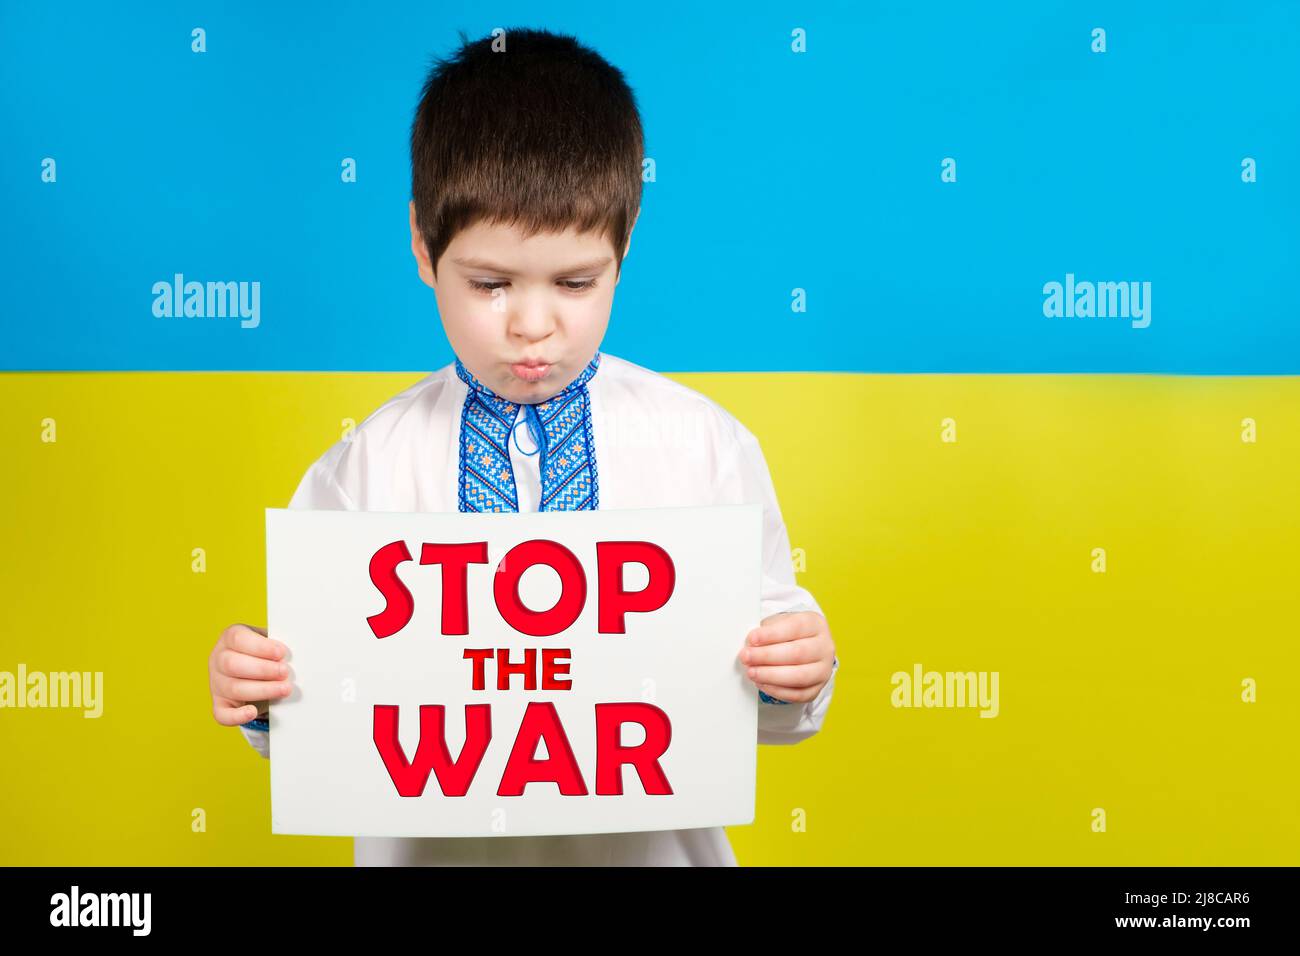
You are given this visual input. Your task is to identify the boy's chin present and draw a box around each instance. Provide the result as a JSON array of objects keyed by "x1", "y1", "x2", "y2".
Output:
[{"x1": 503, "y1": 381, "x2": 563, "y2": 405}]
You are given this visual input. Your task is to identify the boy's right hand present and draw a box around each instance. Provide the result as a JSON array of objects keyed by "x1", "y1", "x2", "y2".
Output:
[{"x1": 209, "y1": 623, "x2": 293, "y2": 726}]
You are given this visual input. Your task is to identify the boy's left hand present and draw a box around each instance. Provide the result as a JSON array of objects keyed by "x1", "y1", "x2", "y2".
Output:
[{"x1": 738, "y1": 611, "x2": 836, "y2": 704}]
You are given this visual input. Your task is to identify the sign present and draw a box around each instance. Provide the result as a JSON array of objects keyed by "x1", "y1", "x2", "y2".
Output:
[{"x1": 264, "y1": 504, "x2": 761, "y2": 838}]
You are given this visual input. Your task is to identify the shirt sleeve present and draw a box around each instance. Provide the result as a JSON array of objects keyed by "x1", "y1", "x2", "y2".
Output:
[
  {"x1": 239, "y1": 719, "x2": 271, "y2": 759},
  {"x1": 729, "y1": 419, "x2": 839, "y2": 746},
  {"x1": 238, "y1": 453, "x2": 359, "y2": 758}
]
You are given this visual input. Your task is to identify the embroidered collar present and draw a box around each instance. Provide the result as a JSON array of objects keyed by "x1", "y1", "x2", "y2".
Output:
[{"x1": 454, "y1": 352, "x2": 601, "y2": 512}]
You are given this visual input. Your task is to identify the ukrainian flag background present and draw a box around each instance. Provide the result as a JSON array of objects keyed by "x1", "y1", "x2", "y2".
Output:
[{"x1": 1, "y1": 2, "x2": 1296, "y2": 865}]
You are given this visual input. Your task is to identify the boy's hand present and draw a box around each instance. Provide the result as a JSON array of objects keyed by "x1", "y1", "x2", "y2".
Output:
[
  {"x1": 738, "y1": 611, "x2": 836, "y2": 704},
  {"x1": 209, "y1": 623, "x2": 293, "y2": 726}
]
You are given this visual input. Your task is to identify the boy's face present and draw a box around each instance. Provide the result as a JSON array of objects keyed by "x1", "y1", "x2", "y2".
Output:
[{"x1": 409, "y1": 201, "x2": 636, "y2": 405}]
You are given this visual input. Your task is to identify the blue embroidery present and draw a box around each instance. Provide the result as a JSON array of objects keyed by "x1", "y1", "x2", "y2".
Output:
[{"x1": 456, "y1": 353, "x2": 601, "y2": 513}]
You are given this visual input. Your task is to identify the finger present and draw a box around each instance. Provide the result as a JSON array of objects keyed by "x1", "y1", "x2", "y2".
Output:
[
  {"x1": 746, "y1": 661, "x2": 826, "y2": 690},
  {"x1": 217, "y1": 649, "x2": 291, "y2": 681},
  {"x1": 756, "y1": 682, "x2": 816, "y2": 704},
  {"x1": 213, "y1": 697, "x2": 263, "y2": 726},
  {"x1": 220, "y1": 624, "x2": 286, "y2": 660},
  {"x1": 213, "y1": 674, "x2": 293, "y2": 704},
  {"x1": 740, "y1": 636, "x2": 823, "y2": 667},
  {"x1": 746, "y1": 613, "x2": 811, "y2": 646}
]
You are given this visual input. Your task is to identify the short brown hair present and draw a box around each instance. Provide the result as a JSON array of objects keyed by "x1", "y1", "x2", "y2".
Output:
[{"x1": 410, "y1": 28, "x2": 644, "y2": 279}]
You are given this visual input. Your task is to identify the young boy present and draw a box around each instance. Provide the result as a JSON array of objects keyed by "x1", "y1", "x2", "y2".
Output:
[{"x1": 207, "y1": 27, "x2": 838, "y2": 867}]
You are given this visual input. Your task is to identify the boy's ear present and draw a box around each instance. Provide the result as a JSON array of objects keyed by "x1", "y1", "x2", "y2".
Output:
[
  {"x1": 617, "y1": 208, "x2": 640, "y2": 285},
  {"x1": 409, "y1": 200, "x2": 436, "y2": 289},
  {"x1": 624, "y1": 207, "x2": 640, "y2": 258}
]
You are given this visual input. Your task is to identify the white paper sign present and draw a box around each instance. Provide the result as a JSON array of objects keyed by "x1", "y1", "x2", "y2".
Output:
[{"x1": 265, "y1": 504, "x2": 761, "y2": 838}]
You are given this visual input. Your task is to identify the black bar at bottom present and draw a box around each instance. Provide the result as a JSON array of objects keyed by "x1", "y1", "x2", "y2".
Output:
[{"x1": 0, "y1": 866, "x2": 1290, "y2": 941}]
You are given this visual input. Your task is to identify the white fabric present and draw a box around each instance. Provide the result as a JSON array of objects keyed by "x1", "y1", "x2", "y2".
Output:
[{"x1": 240, "y1": 351, "x2": 838, "y2": 866}]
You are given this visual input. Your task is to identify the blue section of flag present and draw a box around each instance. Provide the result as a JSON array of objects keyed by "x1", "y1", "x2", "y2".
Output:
[{"x1": 1, "y1": 2, "x2": 1296, "y2": 373}]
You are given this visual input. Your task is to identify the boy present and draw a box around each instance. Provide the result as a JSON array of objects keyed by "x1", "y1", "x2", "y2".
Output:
[{"x1": 207, "y1": 27, "x2": 837, "y2": 866}]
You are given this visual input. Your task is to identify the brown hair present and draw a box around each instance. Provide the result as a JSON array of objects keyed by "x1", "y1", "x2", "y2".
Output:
[{"x1": 410, "y1": 28, "x2": 644, "y2": 279}]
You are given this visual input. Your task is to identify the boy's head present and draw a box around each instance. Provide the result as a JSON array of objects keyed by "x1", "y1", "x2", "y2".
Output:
[{"x1": 408, "y1": 28, "x2": 644, "y2": 404}]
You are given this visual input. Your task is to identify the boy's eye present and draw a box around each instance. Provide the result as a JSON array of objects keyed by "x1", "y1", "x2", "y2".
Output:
[{"x1": 466, "y1": 278, "x2": 598, "y2": 294}]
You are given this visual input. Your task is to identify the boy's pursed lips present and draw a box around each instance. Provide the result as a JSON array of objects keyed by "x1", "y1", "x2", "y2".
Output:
[{"x1": 509, "y1": 359, "x2": 553, "y2": 383}]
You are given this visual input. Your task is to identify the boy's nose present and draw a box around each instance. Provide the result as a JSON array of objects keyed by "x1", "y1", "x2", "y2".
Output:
[{"x1": 506, "y1": 303, "x2": 558, "y2": 342}]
